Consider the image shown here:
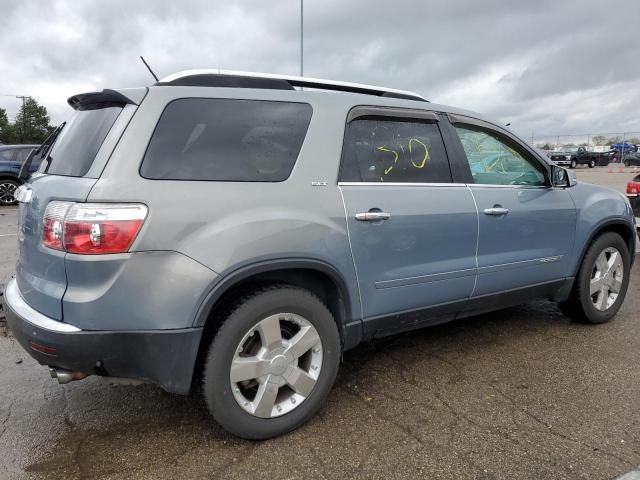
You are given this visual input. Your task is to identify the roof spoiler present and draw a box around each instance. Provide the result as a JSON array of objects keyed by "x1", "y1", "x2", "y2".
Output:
[{"x1": 67, "y1": 89, "x2": 137, "y2": 111}]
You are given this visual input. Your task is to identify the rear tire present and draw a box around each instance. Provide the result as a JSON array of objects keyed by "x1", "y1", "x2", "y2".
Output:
[
  {"x1": 560, "y1": 232, "x2": 630, "y2": 324},
  {"x1": 203, "y1": 285, "x2": 341, "y2": 439},
  {"x1": 589, "y1": 158, "x2": 596, "y2": 168},
  {"x1": 0, "y1": 179, "x2": 20, "y2": 206}
]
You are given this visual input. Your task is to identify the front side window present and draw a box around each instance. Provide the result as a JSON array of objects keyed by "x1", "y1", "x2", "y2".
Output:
[
  {"x1": 140, "y1": 99, "x2": 312, "y2": 182},
  {"x1": 455, "y1": 125, "x2": 546, "y2": 186},
  {"x1": 340, "y1": 118, "x2": 450, "y2": 183}
]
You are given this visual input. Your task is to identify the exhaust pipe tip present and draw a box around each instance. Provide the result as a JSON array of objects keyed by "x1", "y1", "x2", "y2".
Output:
[{"x1": 49, "y1": 367, "x2": 88, "y2": 384}]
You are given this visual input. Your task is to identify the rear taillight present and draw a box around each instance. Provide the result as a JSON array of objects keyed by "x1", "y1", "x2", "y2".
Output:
[
  {"x1": 626, "y1": 181, "x2": 639, "y2": 196},
  {"x1": 42, "y1": 202, "x2": 147, "y2": 254},
  {"x1": 42, "y1": 201, "x2": 73, "y2": 250}
]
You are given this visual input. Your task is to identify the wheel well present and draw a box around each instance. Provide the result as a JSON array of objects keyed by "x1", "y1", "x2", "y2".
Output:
[
  {"x1": 577, "y1": 222, "x2": 636, "y2": 274},
  {"x1": 0, "y1": 175, "x2": 20, "y2": 183},
  {"x1": 192, "y1": 268, "x2": 349, "y2": 387}
]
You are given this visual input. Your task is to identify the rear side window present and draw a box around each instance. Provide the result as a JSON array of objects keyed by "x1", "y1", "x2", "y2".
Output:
[
  {"x1": 15, "y1": 148, "x2": 32, "y2": 163},
  {"x1": 0, "y1": 149, "x2": 14, "y2": 161},
  {"x1": 47, "y1": 107, "x2": 122, "y2": 177},
  {"x1": 340, "y1": 118, "x2": 451, "y2": 183},
  {"x1": 140, "y1": 99, "x2": 312, "y2": 181}
]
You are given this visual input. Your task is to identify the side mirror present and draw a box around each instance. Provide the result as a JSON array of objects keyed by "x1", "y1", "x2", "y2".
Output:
[{"x1": 551, "y1": 165, "x2": 577, "y2": 187}]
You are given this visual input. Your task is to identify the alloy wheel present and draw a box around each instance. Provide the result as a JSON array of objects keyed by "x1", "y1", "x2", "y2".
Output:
[
  {"x1": 0, "y1": 181, "x2": 18, "y2": 205},
  {"x1": 230, "y1": 313, "x2": 323, "y2": 418},
  {"x1": 590, "y1": 247, "x2": 624, "y2": 311}
]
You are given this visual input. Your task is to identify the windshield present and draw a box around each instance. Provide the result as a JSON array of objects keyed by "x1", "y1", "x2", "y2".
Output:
[
  {"x1": 46, "y1": 106, "x2": 122, "y2": 177},
  {"x1": 564, "y1": 147, "x2": 579, "y2": 153}
]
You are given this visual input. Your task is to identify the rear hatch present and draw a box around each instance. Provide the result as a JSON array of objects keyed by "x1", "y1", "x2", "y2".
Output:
[{"x1": 15, "y1": 88, "x2": 146, "y2": 320}]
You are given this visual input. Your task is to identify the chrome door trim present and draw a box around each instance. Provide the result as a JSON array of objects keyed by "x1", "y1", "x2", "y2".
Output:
[
  {"x1": 338, "y1": 182, "x2": 466, "y2": 187},
  {"x1": 468, "y1": 183, "x2": 550, "y2": 189},
  {"x1": 476, "y1": 256, "x2": 563, "y2": 274},
  {"x1": 375, "y1": 267, "x2": 477, "y2": 289}
]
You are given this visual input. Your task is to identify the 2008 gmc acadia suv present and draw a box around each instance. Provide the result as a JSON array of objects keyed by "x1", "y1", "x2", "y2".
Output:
[{"x1": 4, "y1": 70, "x2": 637, "y2": 439}]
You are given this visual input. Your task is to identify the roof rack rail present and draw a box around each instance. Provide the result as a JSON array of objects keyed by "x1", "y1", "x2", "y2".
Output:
[{"x1": 156, "y1": 69, "x2": 428, "y2": 102}]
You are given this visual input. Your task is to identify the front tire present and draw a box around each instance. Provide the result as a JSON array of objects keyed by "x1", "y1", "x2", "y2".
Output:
[
  {"x1": 203, "y1": 286, "x2": 341, "y2": 439},
  {"x1": 560, "y1": 232, "x2": 630, "y2": 324},
  {"x1": 570, "y1": 159, "x2": 577, "y2": 169},
  {"x1": 589, "y1": 158, "x2": 596, "y2": 168},
  {"x1": 0, "y1": 179, "x2": 20, "y2": 206}
]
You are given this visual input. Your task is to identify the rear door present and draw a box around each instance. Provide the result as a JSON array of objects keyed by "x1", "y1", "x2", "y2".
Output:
[
  {"x1": 444, "y1": 116, "x2": 576, "y2": 297},
  {"x1": 15, "y1": 91, "x2": 143, "y2": 320},
  {"x1": 339, "y1": 108, "x2": 478, "y2": 337}
]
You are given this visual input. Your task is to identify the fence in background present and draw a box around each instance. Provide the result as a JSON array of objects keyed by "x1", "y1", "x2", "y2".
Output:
[{"x1": 529, "y1": 132, "x2": 640, "y2": 152}]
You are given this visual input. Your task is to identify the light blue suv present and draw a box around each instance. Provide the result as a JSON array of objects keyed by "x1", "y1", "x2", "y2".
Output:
[{"x1": 3, "y1": 71, "x2": 637, "y2": 439}]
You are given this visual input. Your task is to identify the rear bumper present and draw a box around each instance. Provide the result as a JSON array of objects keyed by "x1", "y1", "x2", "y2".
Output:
[{"x1": 3, "y1": 278, "x2": 202, "y2": 394}]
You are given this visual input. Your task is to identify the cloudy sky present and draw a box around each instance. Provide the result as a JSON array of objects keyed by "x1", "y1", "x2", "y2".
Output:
[{"x1": 2, "y1": 0, "x2": 639, "y2": 141}]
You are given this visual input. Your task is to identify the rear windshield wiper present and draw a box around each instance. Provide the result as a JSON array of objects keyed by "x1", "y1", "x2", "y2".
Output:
[{"x1": 19, "y1": 122, "x2": 66, "y2": 180}]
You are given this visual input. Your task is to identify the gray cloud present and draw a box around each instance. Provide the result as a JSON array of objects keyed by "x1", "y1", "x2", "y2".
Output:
[{"x1": 1, "y1": 0, "x2": 639, "y2": 139}]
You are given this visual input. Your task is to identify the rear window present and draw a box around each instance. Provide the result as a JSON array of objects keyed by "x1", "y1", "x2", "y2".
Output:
[
  {"x1": 47, "y1": 107, "x2": 122, "y2": 177},
  {"x1": 140, "y1": 98, "x2": 312, "y2": 181}
]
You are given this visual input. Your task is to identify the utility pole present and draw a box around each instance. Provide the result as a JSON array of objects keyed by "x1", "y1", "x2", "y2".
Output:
[
  {"x1": 300, "y1": 0, "x2": 304, "y2": 77},
  {"x1": 0, "y1": 94, "x2": 30, "y2": 142},
  {"x1": 16, "y1": 95, "x2": 29, "y2": 143}
]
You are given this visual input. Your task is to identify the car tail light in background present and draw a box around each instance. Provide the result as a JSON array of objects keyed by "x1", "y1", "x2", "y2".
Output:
[
  {"x1": 626, "y1": 181, "x2": 639, "y2": 197},
  {"x1": 42, "y1": 202, "x2": 147, "y2": 254}
]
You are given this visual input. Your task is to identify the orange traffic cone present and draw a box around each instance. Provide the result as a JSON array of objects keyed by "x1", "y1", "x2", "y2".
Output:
[
  {"x1": 608, "y1": 163, "x2": 613, "y2": 173},
  {"x1": 618, "y1": 163, "x2": 625, "y2": 173}
]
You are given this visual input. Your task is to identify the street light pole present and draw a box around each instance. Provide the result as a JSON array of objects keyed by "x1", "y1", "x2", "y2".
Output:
[{"x1": 300, "y1": 0, "x2": 304, "y2": 77}]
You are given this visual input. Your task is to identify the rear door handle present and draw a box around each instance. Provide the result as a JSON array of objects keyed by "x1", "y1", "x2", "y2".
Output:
[
  {"x1": 483, "y1": 207, "x2": 509, "y2": 216},
  {"x1": 355, "y1": 211, "x2": 391, "y2": 221}
]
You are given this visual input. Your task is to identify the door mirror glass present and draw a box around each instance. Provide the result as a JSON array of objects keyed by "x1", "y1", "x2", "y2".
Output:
[{"x1": 552, "y1": 165, "x2": 576, "y2": 187}]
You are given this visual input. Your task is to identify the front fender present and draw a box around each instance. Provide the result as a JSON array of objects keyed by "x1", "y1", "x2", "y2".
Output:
[{"x1": 568, "y1": 183, "x2": 636, "y2": 275}]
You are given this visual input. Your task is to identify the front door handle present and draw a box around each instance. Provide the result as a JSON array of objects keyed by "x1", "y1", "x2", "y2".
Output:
[
  {"x1": 355, "y1": 211, "x2": 391, "y2": 221},
  {"x1": 483, "y1": 207, "x2": 510, "y2": 216}
]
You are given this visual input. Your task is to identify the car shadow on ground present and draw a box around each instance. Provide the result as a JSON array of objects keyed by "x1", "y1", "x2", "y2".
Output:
[{"x1": 22, "y1": 293, "x2": 632, "y2": 480}]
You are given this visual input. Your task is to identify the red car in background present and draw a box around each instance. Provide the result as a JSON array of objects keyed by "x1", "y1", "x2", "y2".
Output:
[{"x1": 627, "y1": 175, "x2": 640, "y2": 230}]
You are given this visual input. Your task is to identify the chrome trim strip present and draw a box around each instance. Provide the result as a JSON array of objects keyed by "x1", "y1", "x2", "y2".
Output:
[
  {"x1": 338, "y1": 182, "x2": 467, "y2": 187},
  {"x1": 468, "y1": 184, "x2": 549, "y2": 189},
  {"x1": 375, "y1": 267, "x2": 477, "y2": 289},
  {"x1": 476, "y1": 255, "x2": 563, "y2": 274},
  {"x1": 3, "y1": 279, "x2": 81, "y2": 333}
]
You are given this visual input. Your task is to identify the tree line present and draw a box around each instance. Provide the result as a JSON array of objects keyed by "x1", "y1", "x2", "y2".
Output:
[{"x1": 0, "y1": 97, "x2": 55, "y2": 145}]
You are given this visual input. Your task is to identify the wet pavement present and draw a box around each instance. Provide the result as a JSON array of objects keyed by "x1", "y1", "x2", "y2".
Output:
[{"x1": 1, "y1": 167, "x2": 639, "y2": 479}]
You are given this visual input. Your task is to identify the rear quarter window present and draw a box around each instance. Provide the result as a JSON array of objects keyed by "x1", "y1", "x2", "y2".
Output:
[{"x1": 140, "y1": 98, "x2": 313, "y2": 182}]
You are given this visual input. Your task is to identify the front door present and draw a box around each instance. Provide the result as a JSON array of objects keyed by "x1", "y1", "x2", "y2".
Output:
[
  {"x1": 449, "y1": 120, "x2": 576, "y2": 297},
  {"x1": 338, "y1": 109, "x2": 479, "y2": 337}
]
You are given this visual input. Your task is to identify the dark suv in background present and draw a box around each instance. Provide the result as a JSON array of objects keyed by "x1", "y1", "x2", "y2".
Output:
[{"x1": 0, "y1": 144, "x2": 39, "y2": 205}]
